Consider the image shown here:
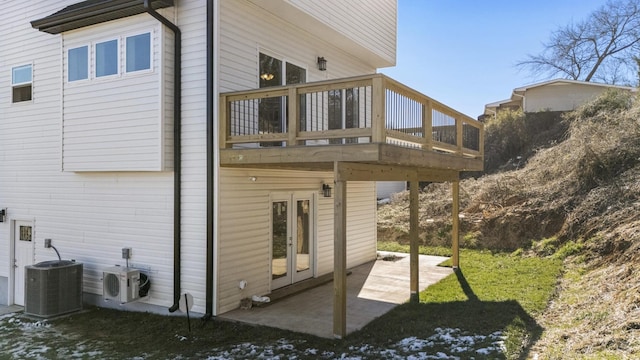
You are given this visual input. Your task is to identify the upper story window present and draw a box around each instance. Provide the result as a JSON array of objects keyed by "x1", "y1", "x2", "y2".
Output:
[
  {"x1": 12, "y1": 64, "x2": 33, "y2": 103},
  {"x1": 96, "y1": 39, "x2": 118, "y2": 77},
  {"x1": 66, "y1": 31, "x2": 152, "y2": 83},
  {"x1": 126, "y1": 33, "x2": 151, "y2": 73},
  {"x1": 259, "y1": 53, "x2": 306, "y2": 88},
  {"x1": 68, "y1": 46, "x2": 88, "y2": 81}
]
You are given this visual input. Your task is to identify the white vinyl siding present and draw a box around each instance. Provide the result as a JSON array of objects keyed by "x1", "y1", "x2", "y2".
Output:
[
  {"x1": 285, "y1": 0, "x2": 396, "y2": 65},
  {"x1": 61, "y1": 15, "x2": 170, "y2": 171},
  {"x1": 217, "y1": 169, "x2": 376, "y2": 314},
  {"x1": 1, "y1": 0, "x2": 391, "y2": 316},
  {"x1": 174, "y1": 0, "x2": 207, "y2": 314},
  {"x1": 219, "y1": 0, "x2": 377, "y2": 93},
  {"x1": 316, "y1": 181, "x2": 377, "y2": 275},
  {"x1": 0, "y1": 1, "x2": 183, "y2": 311}
]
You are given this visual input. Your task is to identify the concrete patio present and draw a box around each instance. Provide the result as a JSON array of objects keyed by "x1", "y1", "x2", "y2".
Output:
[
  {"x1": 220, "y1": 252, "x2": 453, "y2": 338},
  {"x1": 0, "y1": 304, "x2": 23, "y2": 316}
]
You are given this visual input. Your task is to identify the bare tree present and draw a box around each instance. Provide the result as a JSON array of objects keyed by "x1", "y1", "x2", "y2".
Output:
[{"x1": 517, "y1": 0, "x2": 640, "y2": 85}]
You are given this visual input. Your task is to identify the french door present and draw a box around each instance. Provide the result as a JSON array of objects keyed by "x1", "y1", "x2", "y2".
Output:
[{"x1": 271, "y1": 193, "x2": 315, "y2": 290}]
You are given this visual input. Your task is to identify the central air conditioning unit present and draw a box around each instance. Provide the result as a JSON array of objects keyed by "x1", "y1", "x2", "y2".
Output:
[
  {"x1": 25, "y1": 260, "x2": 83, "y2": 318},
  {"x1": 103, "y1": 266, "x2": 140, "y2": 303}
]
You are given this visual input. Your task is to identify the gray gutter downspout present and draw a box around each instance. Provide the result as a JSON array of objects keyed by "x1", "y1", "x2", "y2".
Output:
[
  {"x1": 143, "y1": 0, "x2": 182, "y2": 313},
  {"x1": 203, "y1": 0, "x2": 215, "y2": 320}
]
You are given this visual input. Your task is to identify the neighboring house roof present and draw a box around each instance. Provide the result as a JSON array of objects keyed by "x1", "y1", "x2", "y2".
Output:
[
  {"x1": 483, "y1": 98, "x2": 520, "y2": 115},
  {"x1": 31, "y1": 0, "x2": 173, "y2": 34},
  {"x1": 484, "y1": 78, "x2": 637, "y2": 116},
  {"x1": 511, "y1": 78, "x2": 636, "y2": 96}
]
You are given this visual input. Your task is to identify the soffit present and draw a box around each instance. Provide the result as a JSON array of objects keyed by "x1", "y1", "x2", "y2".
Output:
[{"x1": 31, "y1": 0, "x2": 174, "y2": 34}]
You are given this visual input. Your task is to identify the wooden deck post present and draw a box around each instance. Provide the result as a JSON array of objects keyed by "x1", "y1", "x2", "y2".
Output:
[
  {"x1": 371, "y1": 76, "x2": 386, "y2": 143},
  {"x1": 423, "y1": 100, "x2": 433, "y2": 151},
  {"x1": 452, "y1": 180, "x2": 460, "y2": 268},
  {"x1": 219, "y1": 94, "x2": 229, "y2": 149},
  {"x1": 287, "y1": 87, "x2": 298, "y2": 146},
  {"x1": 333, "y1": 162, "x2": 347, "y2": 338},
  {"x1": 410, "y1": 180, "x2": 419, "y2": 303}
]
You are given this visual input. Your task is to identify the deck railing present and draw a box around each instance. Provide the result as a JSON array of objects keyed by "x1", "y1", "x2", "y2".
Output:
[{"x1": 220, "y1": 74, "x2": 484, "y2": 159}]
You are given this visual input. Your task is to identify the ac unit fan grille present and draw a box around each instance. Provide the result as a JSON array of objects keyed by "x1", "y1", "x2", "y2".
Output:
[{"x1": 104, "y1": 273, "x2": 120, "y2": 297}]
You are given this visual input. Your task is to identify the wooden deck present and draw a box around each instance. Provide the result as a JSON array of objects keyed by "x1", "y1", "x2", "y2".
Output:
[
  {"x1": 219, "y1": 74, "x2": 483, "y2": 338},
  {"x1": 220, "y1": 74, "x2": 483, "y2": 178}
]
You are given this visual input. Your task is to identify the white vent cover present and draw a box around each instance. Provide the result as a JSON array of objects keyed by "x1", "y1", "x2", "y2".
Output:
[{"x1": 103, "y1": 267, "x2": 140, "y2": 303}]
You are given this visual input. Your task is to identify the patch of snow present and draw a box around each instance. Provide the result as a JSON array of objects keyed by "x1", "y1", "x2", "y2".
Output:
[
  {"x1": 1, "y1": 313, "x2": 507, "y2": 359},
  {"x1": 304, "y1": 348, "x2": 318, "y2": 355}
]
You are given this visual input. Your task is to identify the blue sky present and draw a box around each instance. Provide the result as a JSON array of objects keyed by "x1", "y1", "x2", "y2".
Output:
[{"x1": 380, "y1": 0, "x2": 608, "y2": 118}]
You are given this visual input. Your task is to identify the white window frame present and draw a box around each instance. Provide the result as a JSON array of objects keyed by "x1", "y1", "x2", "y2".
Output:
[
  {"x1": 124, "y1": 31, "x2": 153, "y2": 74},
  {"x1": 63, "y1": 29, "x2": 154, "y2": 84},
  {"x1": 258, "y1": 49, "x2": 308, "y2": 87},
  {"x1": 94, "y1": 38, "x2": 120, "y2": 79},
  {"x1": 67, "y1": 45, "x2": 90, "y2": 82},
  {"x1": 11, "y1": 64, "x2": 33, "y2": 103}
]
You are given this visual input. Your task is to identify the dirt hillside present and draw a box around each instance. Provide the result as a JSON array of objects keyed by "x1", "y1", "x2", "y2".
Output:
[{"x1": 377, "y1": 89, "x2": 640, "y2": 357}]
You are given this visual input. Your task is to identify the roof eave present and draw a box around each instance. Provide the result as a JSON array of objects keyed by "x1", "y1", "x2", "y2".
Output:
[{"x1": 31, "y1": 0, "x2": 174, "y2": 34}]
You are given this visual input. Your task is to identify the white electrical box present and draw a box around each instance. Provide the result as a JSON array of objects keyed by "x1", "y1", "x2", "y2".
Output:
[{"x1": 103, "y1": 266, "x2": 140, "y2": 303}]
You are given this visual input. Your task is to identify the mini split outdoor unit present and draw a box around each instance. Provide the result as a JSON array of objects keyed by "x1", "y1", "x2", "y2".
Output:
[
  {"x1": 25, "y1": 260, "x2": 83, "y2": 318},
  {"x1": 103, "y1": 266, "x2": 140, "y2": 303}
]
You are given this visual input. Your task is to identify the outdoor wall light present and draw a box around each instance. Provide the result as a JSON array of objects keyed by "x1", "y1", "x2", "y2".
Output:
[
  {"x1": 317, "y1": 57, "x2": 327, "y2": 71},
  {"x1": 322, "y1": 183, "x2": 332, "y2": 198},
  {"x1": 0, "y1": 208, "x2": 6, "y2": 223},
  {"x1": 248, "y1": 176, "x2": 257, "y2": 182}
]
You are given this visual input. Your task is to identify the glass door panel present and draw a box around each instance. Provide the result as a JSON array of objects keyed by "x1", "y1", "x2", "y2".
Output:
[
  {"x1": 259, "y1": 53, "x2": 284, "y2": 146},
  {"x1": 295, "y1": 200, "x2": 310, "y2": 274},
  {"x1": 271, "y1": 201, "x2": 289, "y2": 283}
]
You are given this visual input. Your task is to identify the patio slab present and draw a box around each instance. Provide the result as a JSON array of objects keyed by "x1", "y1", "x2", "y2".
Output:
[
  {"x1": 0, "y1": 304, "x2": 23, "y2": 316},
  {"x1": 219, "y1": 252, "x2": 453, "y2": 338}
]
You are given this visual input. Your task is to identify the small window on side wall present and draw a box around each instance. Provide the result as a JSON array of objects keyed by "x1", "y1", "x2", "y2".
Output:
[
  {"x1": 68, "y1": 46, "x2": 88, "y2": 82},
  {"x1": 126, "y1": 32, "x2": 151, "y2": 73},
  {"x1": 12, "y1": 64, "x2": 32, "y2": 103}
]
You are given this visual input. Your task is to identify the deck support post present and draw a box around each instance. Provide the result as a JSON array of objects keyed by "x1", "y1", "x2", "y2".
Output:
[
  {"x1": 333, "y1": 162, "x2": 347, "y2": 338},
  {"x1": 409, "y1": 180, "x2": 419, "y2": 303},
  {"x1": 452, "y1": 179, "x2": 460, "y2": 269}
]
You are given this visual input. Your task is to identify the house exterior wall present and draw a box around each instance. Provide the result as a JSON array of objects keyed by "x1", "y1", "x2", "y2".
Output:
[
  {"x1": 524, "y1": 83, "x2": 611, "y2": 112},
  {"x1": 0, "y1": 1, "x2": 206, "y2": 313},
  {"x1": 219, "y1": 0, "x2": 382, "y2": 90},
  {"x1": 0, "y1": 0, "x2": 386, "y2": 315},
  {"x1": 215, "y1": 0, "x2": 380, "y2": 314},
  {"x1": 217, "y1": 170, "x2": 376, "y2": 314},
  {"x1": 175, "y1": 0, "x2": 208, "y2": 315},
  {"x1": 277, "y1": 0, "x2": 396, "y2": 66},
  {"x1": 60, "y1": 15, "x2": 174, "y2": 171}
]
